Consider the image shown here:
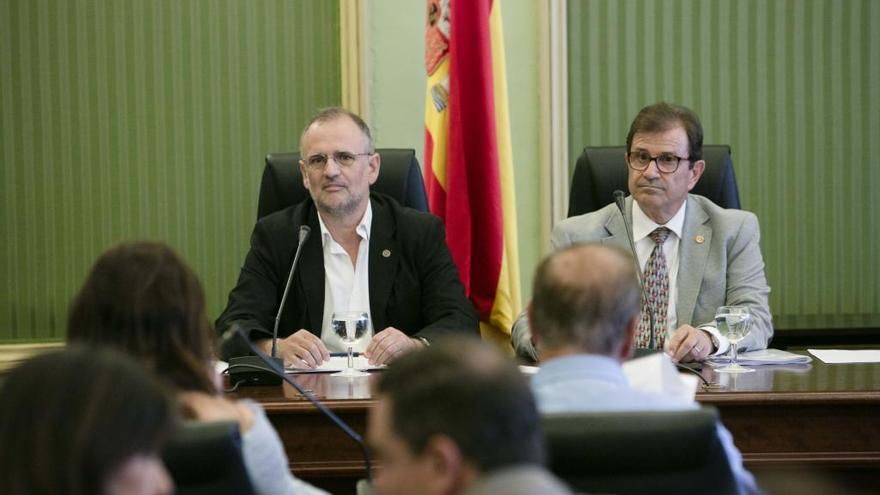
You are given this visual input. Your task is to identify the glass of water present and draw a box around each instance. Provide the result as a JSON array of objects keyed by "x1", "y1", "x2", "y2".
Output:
[
  {"x1": 714, "y1": 306, "x2": 755, "y2": 373},
  {"x1": 331, "y1": 311, "x2": 370, "y2": 377}
]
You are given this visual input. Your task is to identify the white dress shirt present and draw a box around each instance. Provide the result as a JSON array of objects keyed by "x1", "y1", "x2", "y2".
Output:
[
  {"x1": 632, "y1": 200, "x2": 728, "y2": 355},
  {"x1": 317, "y1": 203, "x2": 373, "y2": 352}
]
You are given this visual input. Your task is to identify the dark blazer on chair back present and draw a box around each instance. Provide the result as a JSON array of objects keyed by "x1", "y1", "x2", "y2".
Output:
[
  {"x1": 258, "y1": 148, "x2": 428, "y2": 219},
  {"x1": 568, "y1": 144, "x2": 741, "y2": 217}
]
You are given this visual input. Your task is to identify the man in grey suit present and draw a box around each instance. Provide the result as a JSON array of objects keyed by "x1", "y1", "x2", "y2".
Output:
[{"x1": 513, "y1": 102, "x2": 772, "y2": 363}]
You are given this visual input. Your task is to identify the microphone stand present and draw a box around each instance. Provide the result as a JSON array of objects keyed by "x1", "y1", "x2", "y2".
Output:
[
  {"x1": 614, "y1": 191, "x2": 710, "y2": 387},
  {"x1": 614, "y1": 190, "x2": 656, "y2": 349},
  {"x1": 227, "y1": 226, "x2": 311, "y2": 385}
]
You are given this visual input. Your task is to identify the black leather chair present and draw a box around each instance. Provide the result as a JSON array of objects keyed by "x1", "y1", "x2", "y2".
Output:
[
  {"x1": 162, "y1": 421, "x2": 255, "y2": 495},
  {"x1": 542, "y1": 407, "x2": 737, "y2": 495},
  {"x1": 567, "y1": 145, "x2": 741, "y2": 217},
  {"x1": 257, "y1": 148, "x2": 428, "y2": 219}
]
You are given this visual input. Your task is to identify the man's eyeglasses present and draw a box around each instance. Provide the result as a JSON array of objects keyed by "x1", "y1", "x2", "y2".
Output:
[
  {"x1": 303, "y1": 151, "x2": 373, "y2": 170},
  {"x1": 625, "y1": 151, "x2": 689, "y2": 174}
]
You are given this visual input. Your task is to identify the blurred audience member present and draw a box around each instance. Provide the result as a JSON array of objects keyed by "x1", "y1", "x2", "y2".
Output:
[
  {"x1": 0, "y1": 346, "x2": 175, "y2": 495},
  {"x1": 67, "y1": 241, "x2": 327, "y2": 495},
  {"x1": 366, "y1": 338, "x2": 571, "y2": 495}
]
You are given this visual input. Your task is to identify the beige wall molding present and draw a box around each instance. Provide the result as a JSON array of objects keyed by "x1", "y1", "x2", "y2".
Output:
[
  {"x1": 539, "y1": 0, "x2": 569, "y2": 248},
  {"x1": 340, "y1": 0, "x2": 369, "y2": 120},
  {"x1": 0, "y1": 342, "x2": 65, "y2": 374}
]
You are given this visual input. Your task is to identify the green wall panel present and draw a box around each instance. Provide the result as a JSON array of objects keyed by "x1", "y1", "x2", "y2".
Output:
[
  {"x1": 0, "y1": 0, "x2": 341, "y2": 342},
  {"x1": 568, "y1": 0, "x2": 879, "y2": 329}
]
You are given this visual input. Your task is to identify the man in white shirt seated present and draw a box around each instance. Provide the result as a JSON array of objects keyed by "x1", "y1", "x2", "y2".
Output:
[
  {"x1": 528, "y1": 243, "x2": 760, "y2": 495},
  {"x1": 216, "y1": 107, "x2": 477, "y2": 367}
]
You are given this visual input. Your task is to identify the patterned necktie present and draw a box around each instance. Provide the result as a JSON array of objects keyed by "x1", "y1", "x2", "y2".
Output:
[{"x1": 637, "y1": 227, "x2": 670, "y2": 349}]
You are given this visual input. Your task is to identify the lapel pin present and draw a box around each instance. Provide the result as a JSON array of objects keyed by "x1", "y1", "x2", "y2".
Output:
[
  {"x1": 382, "y1": 249, "x2": 391, "y2": 258},
  {"x1": 695, "y1": 235, "x2": 705, "y2": 244}
]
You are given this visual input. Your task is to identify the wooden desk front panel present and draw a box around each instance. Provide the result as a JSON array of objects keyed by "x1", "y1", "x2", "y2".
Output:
[
  {"x1": 693, "y1": 358, "x2": 880, "y2": 466},
  {"x1": 230, "y1": 357, "x2": 880, "y2": 486},
  {"x1": 702, "y1": 394, "x2": 880, "y2": 466}
]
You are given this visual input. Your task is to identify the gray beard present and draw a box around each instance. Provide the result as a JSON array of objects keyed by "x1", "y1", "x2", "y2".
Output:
[{"x1": 316, "y1": 192, "x2": 363, "y2": 219}]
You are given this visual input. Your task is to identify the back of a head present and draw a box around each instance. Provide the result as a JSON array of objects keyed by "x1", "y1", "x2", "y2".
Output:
[
  {"x1": 66, "y1": 241, "x2": 215, "y2": 393},
  {"x1": 530, "y1": 244, "x2": 641, "y2": 355},
  {"x1": 0, "y1": 346, "x2": 175, "y2": 495},
  {"x1": 376, "y1": 338, "x2": 544, "y2": 472}
]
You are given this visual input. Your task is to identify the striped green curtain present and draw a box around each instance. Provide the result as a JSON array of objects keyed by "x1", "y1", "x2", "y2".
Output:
[
  {"x1": 0, "y1": 0, "x2": 341, "y2": 342},
  {"x1": 568, "y1": 0, "x2": 880, "y2": 330}
]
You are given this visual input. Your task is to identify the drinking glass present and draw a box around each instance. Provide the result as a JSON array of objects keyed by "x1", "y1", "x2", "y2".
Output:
[
  {"x1": 714, "y1": 306, "x2": 755, "y2": 373},
  {"x1": 331, "y1": 311, "x2": 370, "y2": 377}
]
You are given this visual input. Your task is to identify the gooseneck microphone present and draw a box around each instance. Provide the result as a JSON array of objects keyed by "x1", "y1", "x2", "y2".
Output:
[
  {"x1": 227, "y1": 225, "x2": 311, "y2": 385},
  {"x1": 272, "y1": 225, "x2": 311, "y2": 358},
  {"x1": 613, "y1": 190, "x2": 656, "y2": 350},
  {"x1": 613, "y1": 192, "x2": 709, "y2": 383},
  {"x1": 223, "y1": 326, "x2": 372, "y2": 479}
]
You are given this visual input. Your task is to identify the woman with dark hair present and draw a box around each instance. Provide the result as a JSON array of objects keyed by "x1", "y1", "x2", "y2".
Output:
[
  {"x1": 0, "y1": 346, "x2": 175, "y2": 495},
  {"x1": 67, "y1": 241, "x2": 327, "y2": 495}
]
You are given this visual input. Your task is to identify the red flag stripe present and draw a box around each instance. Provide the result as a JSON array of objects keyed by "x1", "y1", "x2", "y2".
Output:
[{"x1": 444, "y1": 0, "x2": 503, "y2": 318}]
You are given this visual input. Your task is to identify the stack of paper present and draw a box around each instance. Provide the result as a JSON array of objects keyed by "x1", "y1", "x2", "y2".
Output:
[{"x1": 708, "y1": 348, "x2": 811, "y2": 366}]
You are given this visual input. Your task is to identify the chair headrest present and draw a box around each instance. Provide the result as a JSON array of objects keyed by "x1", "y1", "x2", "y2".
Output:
[
  {"x1": 257, "y1": 148, "x2": 428, "y2": 219},
  {"x1": 540, "y1": 407, "x2": 738, "y2": 495},
  {"x1": 568, "y1": 145, "x2": 740, "y2": 217},
  {"x1": 542, "y1": 408, "x2": 720, "y2": 472},
  {"x1": 162, "y1": 420, "x2": 255, "y2": 494}
]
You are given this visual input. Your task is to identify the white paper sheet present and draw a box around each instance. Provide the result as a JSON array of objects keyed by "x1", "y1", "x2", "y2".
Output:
[
  {"x1": 808, "y1": 349, "x2": 880, "y2": 364},
  {"x1": 518, "y1": 365, "x2": 539, "y2": 375},
  {"x1": 622, "y1": 353, "x2": 698, "y2": 405}
]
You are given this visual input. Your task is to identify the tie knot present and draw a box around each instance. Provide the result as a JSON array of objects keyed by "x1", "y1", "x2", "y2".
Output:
[{"x1": 650, "y1": 227, "x2": 670, "y2": 245}]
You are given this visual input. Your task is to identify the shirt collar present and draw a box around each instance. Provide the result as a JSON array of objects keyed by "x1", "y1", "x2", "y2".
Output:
[
  {"x1": 317, "y1": 201, "x2": 373, "y2": 249},
  {"x1": 632, "y1": 198, "x2": 686, "y2": 242},
  {"x1": 533, "y1": 354, "x2": 629, "y2": 387}
]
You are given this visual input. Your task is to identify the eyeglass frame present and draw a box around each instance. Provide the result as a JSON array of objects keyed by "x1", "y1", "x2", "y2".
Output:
[
  {"x1": 624, "y1": 150, "x2": 691, "y2": 174},
  {"x1": 301, "y1": 150, "x2": 374, "y2": 170}
]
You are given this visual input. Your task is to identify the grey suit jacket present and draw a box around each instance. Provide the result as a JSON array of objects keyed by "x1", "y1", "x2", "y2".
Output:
[
  {"x1": 460, "y1": 466, "x2": 573, "y2": 495},
  {"x1": 513, "y1": 194, "x2": 773, "y2": 360}
]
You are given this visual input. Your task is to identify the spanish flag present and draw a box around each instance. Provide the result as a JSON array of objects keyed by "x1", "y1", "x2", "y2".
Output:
[{"x1": 423, "y1": 0, "x2": 520, "y2": 349}]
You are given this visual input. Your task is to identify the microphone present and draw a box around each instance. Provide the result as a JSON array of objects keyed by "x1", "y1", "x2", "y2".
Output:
[
  {"x1": 273, "y1": 225, "x2": 311, "y2": 358},
  {"x1": 228, "y1": 225, "x2": 311, "y2": 385},
  {"x1": 224, "y1": 326, "x2": 372, "y2": 479},
  {"x1": 613, "y1": 190, "x2": 656, "y2": 349}
]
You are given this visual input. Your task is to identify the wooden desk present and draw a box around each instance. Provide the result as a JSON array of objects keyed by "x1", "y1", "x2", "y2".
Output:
[
  {"x1": 229, "y1": 373, "x2": 378, "y2": 493},
  {"x1": 695, "y1": 359, "x2": 880, "y2": 468},
  {"x1": 230, "y1": 356, "x2": 880, "y2": 491}
]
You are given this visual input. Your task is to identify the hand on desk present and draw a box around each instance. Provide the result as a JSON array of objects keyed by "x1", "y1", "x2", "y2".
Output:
[
  {"x1": 258, "y1": 330, "x2": 330, "y2": 369},
  {"x1": 364, "y1": 327, "x2": 425, "y2": 365},
  {"x1": 259, "y1": 327, "x2": 424, "y2": 367},
  {"x1": 666, "y1": 325, "x2": 713, "y2": 363}
]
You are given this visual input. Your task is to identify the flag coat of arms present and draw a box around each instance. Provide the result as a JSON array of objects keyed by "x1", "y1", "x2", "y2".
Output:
[{"x1": 423, "y1": 0, "x2": 520, "y2": 348}]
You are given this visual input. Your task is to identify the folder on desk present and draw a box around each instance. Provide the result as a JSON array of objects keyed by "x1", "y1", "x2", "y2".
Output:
[
  {"x1": 286, "y1": 355, "x2": 387, "y2": 374},
  {"x1": 708, "y1": 348, "x2": 811, "y2": 366}
]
